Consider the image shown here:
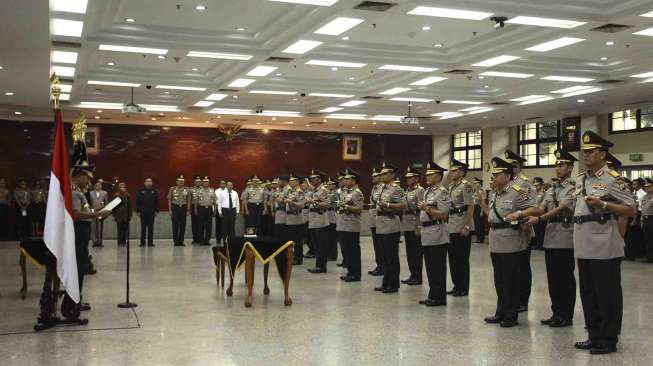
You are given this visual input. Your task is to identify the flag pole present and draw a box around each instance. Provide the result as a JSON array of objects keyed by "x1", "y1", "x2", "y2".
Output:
[{"x1": 117, "y1": 219, "x2": 137, "y2": 309}]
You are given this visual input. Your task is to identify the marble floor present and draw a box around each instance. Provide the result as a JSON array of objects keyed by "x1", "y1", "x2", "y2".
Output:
[{"x1": 1, "y1": 238, "x2": 652, "y2": 366}]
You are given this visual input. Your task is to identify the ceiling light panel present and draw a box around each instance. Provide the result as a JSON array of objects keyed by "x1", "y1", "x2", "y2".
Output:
[
  {"x1": 309, "y1": 93, "x2": 355, "y2": 98},
  {"x1": 50, "y1": 18, "x2": 84, "y2": 37},
  {"x1": 459, "y1": 106, "x2": 489, "y2": 112},
  {"x1": 100, "y1": 44, "x2": 168, "y2": 55},
  {"x1": 371, "y1": 115, "x2": 403, "y2": 121},
  {"x1": 641, "y1": 11, "x2": 653, "y2": 17},
  {"x1": 193, "y1": 101, "x2": 214, "y2": 107},
  {"x1": 479, "y1": 71, "x2": 533, "y2": 78},
  {"x1": 246, "y1": 66, "x2": 278, "y2": 76},
  {"x1": 630, "y1": 71, "x2": 653, "y2": 78},
  {"x1": 467, "y1": 108, "x2": 493, "y2": 115},
  {"x1": 210, "y1": 108, "x2": 252, "y2": 115},
  {"x1": 206, "y1": 93, "x2": 228, "y2": 101},
  {"x1": 260, "y1": 110, "x2": 302, "y2": 117},
  {"x1": 268, "y1": 0, "x2": 339, "y2": 6},
  {"x1": 59, "y1": 93, "x2": 70, "y2": 101},
  {"x1": 525, "y1": 37, "x2": 585, "y2": 52},
  {"x1": 249, "y1": 90, "x2": 297, "y2": 95},
  {"x1": 59, "y1": 84, "x2": 72, "y2": 93},
  {"x1": 439, "y1": 113, "x2": 464, "y2": 120},
  {"x1": 50, "y1": 0, "x2": 88, "y2": 14},
  {"x1": 155, "y1": 85, "x2": 206, "y2": 91},
  {"x1": 88, "y1": 80, "x2": 141, "y2": 87},
  {"x1": 340, "y1": 100, "x2": 366, "y2": 107},
  {"x1": 80, "y1": 102, "x2": 123, "y2": 109},
  {"x1": 306, "y1": 60, "x2": 366, "y2": 68},
  {"x1": 320, "y1": 107, "x2": 343, "y2": 112},
  {"x1": 379, "y1": 87, "x2": 410, "y2": 95},
  {"x1": 410, "y1": 76, "x2": 447, "y2": 86},
  {"x1": 509, "y1": 95, "x2": 548, "y2": 102},
  {"x1": 541, "y1": 76, "x2": 594, "y2": 82},
  {"x1": 389, "y1": 97, "x2": 433, "y2": 102},
  {"x1": 633, "y1": 28, "x2": 653, "y2": 36},
  {"x1": 551, "y1": 85, "x2": 593, "y2": 94},
  {"x1": 51, "y1": 65, "x2": 75, "y2": 77},
  {"x1": 432, "y1": 112, "x2": 460, "y2": 117},
  {"x1": 227, "y1": 79, "x2": 256, "y2": 88},
  {"x1": 186, "y1": 50, "x2": 252, "y2": 60},
  {"x1": 442, "y1": 100, "x2": 483, "y2": 105},
  {"x1": 379, "y1": 65, "x2": 437, "y2": 72},
  {"x1": 140, "y1": 104, "x2": 180, "y2": 112},
  {"x1": 314, "y1": 17, "x2": 364, "y2": 36},
  {"x1": 560, "y1": 88, "x2": 601, "y2": 98},
  {"x1": 326, "y1": 113, "x2": 366, "y2": 120},
  {"x1": 407, "y1": 6, "x2": 493, "y2": 20},
  {"x1": 51, "y1": 50, "x2": 78, "y2": 64},
  {"x1": 518, "y1": 96, "x2": 554, "y2": 105},
  {"x1": 507, "y1": 16, "x2": 585, "y2": 29},
  {"x1": 283, "y1": 40, "x2": 323, "y2": 54},
  {"x1": 472, "y1": 55, "x2": 519, "y2": 67}
]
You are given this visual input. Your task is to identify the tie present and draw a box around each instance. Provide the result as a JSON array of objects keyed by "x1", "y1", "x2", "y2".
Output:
[{"x1": 228, "y1": 190, "x2": 233, "y2": 208}]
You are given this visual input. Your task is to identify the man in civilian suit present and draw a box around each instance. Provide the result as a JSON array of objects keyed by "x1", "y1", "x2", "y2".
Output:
[{"x1": 218, "y1": 181, "x2": 239, "y2": 243}]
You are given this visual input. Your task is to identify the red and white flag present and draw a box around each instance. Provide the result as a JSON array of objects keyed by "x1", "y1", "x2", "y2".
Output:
[{"x1": 43, "y1": 109, "x2": 79, "y2": 303}]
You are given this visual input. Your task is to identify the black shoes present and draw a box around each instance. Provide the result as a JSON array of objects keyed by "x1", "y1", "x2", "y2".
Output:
[
  {"x1": 402, "y1": 277, "x2": 422, "y2": 285},
  {"x1": 304, "y1": 252, "x2": 316, "y2": 258},
  {"x1": 452, "y1": 291, "x2": 468, "y2": 297},
  {"x1": 139, "y1": 243, "x2": 146, "y2": 247},
  {"x1": 517, "y1": 305, "x2": 528, "y2": 313},
  {"x1": 382, "y1": 288, "x2": 398, "y2": 294},
  {"x1": 484, "y1": 315, "x2": 503, "y2": 324},
  {"x1": 419, "y1": 299, "x2": 446, "y2": 307},
  {"x1": 589, "y1": 343, "x2": 617, "y2": 355},
  {"x1": 549, "y1": 318, "x2": 573, "y2": 328},
  {"x1": 80, "y1": 302, "x2": 91, "y2": 311},
  {"x1": 308, "y1": 268, "x2": 326, "y2": 273},
  {"x1": 540, "y1": 316, "x2": 555, "y2": 325},
  {"x1": 446, "y1": 289, "x2": 457, "y2": 295},
  {"x1": 574, "y1": 340, "x2": 594, "y2": 350},
  {"x1": 292, "y1": 260, "x2": 303, "y2": 265},
  {"x1": 500, "y1": 319, "x2": 518, "y2": 328},
  {"x1": 341, "y1": 275, "x2": 360, "y2": 282},
  {"x1": 374, "y1": 286, "x2": 385, "y2": 292},
  {"x1": 368, "y1": 268, "x2": 383, "y2": 276}
]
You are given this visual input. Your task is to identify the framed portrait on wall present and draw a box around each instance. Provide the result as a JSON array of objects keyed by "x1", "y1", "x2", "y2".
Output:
[
  {"x1": 85, "y1": 126, "x2": 100, "y2": 154},
  {"x1": 342, "y1": 135, "x2": 362, "y2": 161}
]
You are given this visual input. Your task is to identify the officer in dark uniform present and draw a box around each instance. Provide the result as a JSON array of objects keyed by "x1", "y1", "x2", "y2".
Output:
[
  {"x1": 167, "y1": 174, "x2": 191, "y2": 246},
  {"x1": 572, "y1": 131, "x2": 636, "y2": 355}
]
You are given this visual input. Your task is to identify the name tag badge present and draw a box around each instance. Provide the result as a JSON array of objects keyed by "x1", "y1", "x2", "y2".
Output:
[{"x1": 592, "y1": 183, "x2": 607, "y2": 191}]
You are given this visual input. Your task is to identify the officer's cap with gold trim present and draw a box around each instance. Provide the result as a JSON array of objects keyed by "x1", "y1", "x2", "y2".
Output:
[
  {"x1": 336, "y1": 171, "x2": 346, "y2": 181},
  {"x1": 326, "y1": 177, "x2": 337, "y2": 185},
  {"x1": 309, "y1": 169, "x2": 326, "y2": 179},
  {"x1": 533, "y1": 177, "x2": 544, "y2": 186},
  {"x1": 277, "y1": 175, "x2": 289, "y2": 182},
  {"x1": 404, "y1": 165, "x2": 422, "y2": 178},
  {"x1": 372, "y1": 167, "x2": 381, "y2": 177},
  {"x1": 250, "y1": 175, "x2": 262, "y2": 183},
  {"x1": 581, "y1": 130, "x2": 613, "y2": 151},
  {"x1": 288, "y1": 173, "x2": 300, "y2": 182},
  {"x1": 504, "y1": 149, "x2": 527, "y2": 164},
  {"x1": 554, "y1": 149, "x2": 578, "y2": 164},
  {"x1": 644, "y1": 178, "x2": 653, "y2": 187},
  {"x1": 176, "y1": 173, "x2": 185, "y2": 181},
  {"x1": 424, "y1": 161, "x2": 447, "y2": 175},
  {"x1": 71, "y1": 160, "x2": 95, "y2": 178},
  {"x1": 450, "y1": 158, "x2": 469, "y2": 172},
  {"x1": 379, "y1": 162, "x2": 398, "y2": 174},
  {"x1": 194, "y1": 175, "x2": 202, "y2": 181},
  {"x1": 490, "y1": 157, "x2": 514, "y2": 174},
  {"x1": 605, "y1": 151, "x2": 622, "y2": 169},
  {"x1": 344, "y1": 168, "x2": 361, "y2": 181},
  {"x1": 202, "y1": 175, "x2": 210, "y2": 182}
]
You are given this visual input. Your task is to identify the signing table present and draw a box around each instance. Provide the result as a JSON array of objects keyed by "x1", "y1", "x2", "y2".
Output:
[{"x1": 212, "y1": 236, "x2": 294, "y2": 308}]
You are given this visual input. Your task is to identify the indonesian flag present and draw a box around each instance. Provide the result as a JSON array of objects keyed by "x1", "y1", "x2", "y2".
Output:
[{"x1": 43, "y1": 109, "x2": 79, "y2": 303}]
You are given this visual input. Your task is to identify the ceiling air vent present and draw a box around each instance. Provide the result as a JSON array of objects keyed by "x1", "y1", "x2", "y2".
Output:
[
  {"x1": 444, "y1": 69, "x2": 474, "y2": 74},
  {"x1": 597, "y1": 79, "x2": 625, "y2": 84},
  {"x1": 489, "y1": 101, "x2": 510, "y2": 105},
  {"x1": 362, "y1": 95, "x2": 383, "y2": 99},
  {"x1": 51, "y1": 41, "x2": 82, "y2": 48},
  {"x1": 353, "y1": 1, "x2": 397, "y2": 12},
  {"x1": 266, "y1": 56, "x2": 294, "y2": 63},
  {"x1": 623, "y1": 100, "x2": 650, "y2": 106},
  {"x1": 590, "y1": 24, "x2": 633, "y2": 33},
  {"x1": 218, "y1": 88, "x2": 239, "y2": 92}
]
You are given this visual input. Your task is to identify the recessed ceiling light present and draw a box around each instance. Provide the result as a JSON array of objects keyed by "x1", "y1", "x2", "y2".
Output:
[
  {"x1": 276, "y1": 73, "x2": 283, "y2": 76},
  {"x1": 155, "y1": 85, "x2": 206, "y2": 91},
  {"x1": 125, "y1": 18, "x2": 136, "y2": 23},
  {"x1": 372, "y1": 122, "x2": 377, "y2": 125},
  {"x1": 560, "y1": 88, "x2": 600, "y2": 98},
  {"x1": 438, "y1": 113, "x2": 464, "y2": 120},
  {"x1": 600, "y1": 56, "x2": 608, "y2": 61},
  {"x1": 50, "y1": 18, "x2": 84, "y2": 37},
  {"x1": 51, "y1": 50, "x2": 78, "y2": 64},
  {"x1": 419, "y1": 126, "x2": 425, "y2": 130},
  {"x1": 479, "y1": 71, "x2": 533, "y2": 78},
  {"x1": 250, "y1": 90, "x2": 297, "y2": 95},
  {"x1": 379, "y1": 65, "x2": 437, "y2": 72},
  {"x1": 164, "y1": 91, "x2": 170, "y2": 94},
  {"x1": 261, "y1": 111, "x2": 302, "y2": 117},
  {"x1": 340, "y1": 100, "x2": 366, "y2": 107},
  {"x1": 325, "y1": 114, "x2": 366, "y2": 120},
  {"x1": 209, "y1": 108, "x2": 253, "y2": 115},
  {"x1": 305, "y1": 124, "x2": 311, "y2": 127},
  {"x1": 106, "y1": 62, "x2": 115, "y2": 66},
  {"x1": 633, "y1": 27, "x2": 653, "y2": 36},
  {"x1": 88, "y1": 80, "x2": 141, "y2": 87},
  {"x1": 442, "y1": 100, "x2": 483, "y2": 105},
  {"x1": 641, "y1": 11, "x2": 653, "y2": 17},
  {"x1": 268, "y1": 0, "x2": 339, "y2": 5},
  {"x1": 410, "y1": 76, "x2": 446, "y2": 86},
  {"x1": 484, "y1": 85, "x2": 489, "y2": 88},
  {"x1": 235, "y1": 27, "x2": 247, "y2": 31},
  {"x1": 306, "y1": 59, "x2": 366, "y2": 68},
  {"x1": 422, "y1": 25, "x2": 431, "y2": 31},
  {"x1": 525, "y1": 37, "x2": 584, "y2": 52},
  {"x1": 577, "y1": 99, "x2": 585, "y2": 103},
  {"x1": 320, "y1": 107, "x2": 343, "y2": 113},
  {"x1": 310, "y1": 93, "x2": 355, "y2": 98},
  {"x1": 157, "y1": 55, "x2": 166, "y2": 59},
  {"x1": 540, "y1": 75, "x2": 594, "y2": 82},
  {"x1": 51, "y1": 0, "x2": 88, "y2": 14},
  {"x1": 195, "y1": 4, "x2": 207, "y2": 11},
  {"x1": 5, "y1": 92, "x2": 14, "y2": 96},
  {"x1": 509, "y1": 95, "x2": 548, "y2": 102},
  {"x1": 256, "y1": 122, "x2": 262, "y2": 125},
  {"x1": 228, "y1": 78, "x2": 256, "y2": 88},
  {"x1": 283, "y1": 40, "x2": 322, "y2": 54},
  {"x1": 478, "y1": 76, "x2": 485, "y2": 79},
  {"x1": 141, "y1": 104, "x2": 180, "y2": 112},
  {"x1": 97, "y1": 110, "x2": 102, "y2": 113},
  {"x1": 193, "y1": 100, "x2": 214, "y2": 107},
  {"x1": 518, "y1": 96, "x2": 554, "y2": 105},
  {"x1": 331, "y1": 67, "x2": 338, "y2": 71},
  {"x1": 459, "y1": 106, "x2": 488, "y2": 112},
  {"x1": 233, "y1": 95, "x2": 239, "y2": 99},
  {"x1": 434, "y1": 43, "x2": 443, "y2": 48},
  {"x1": 245, "y1": 66, "x2": 277, "y2": 77},
  {"x1": 348, "y1": 77, "x2": 355, "y2": 80},
  {"x1": 407, "y1": 6, "x2": 493, "y2": 20},
  {"x1": 390, "y1": 97, "x2": 433, "y2": 102},
  {"x1": 151, "y1": 117, "x2": 157, "y2": 121},
  {"x1": 467, "y1": 108, "x2": 493, "y2": 115},
  {"x1": 206, "y1": 93, "x2": 228, "y2": 101},
  {"x1": 192, "y1": 67, "x2": 199, "y2": 71},
  {"x1": 431, "y1": 112, "x2": 459, "y2": 117},
  {"x1": 14, "y1": 111, "x2": 22, "y2": 115},
  {"x1": 551, "y1": 85, "x2": 594, "y2": 94},
  {"x1": 472, "y1": 55, "x2": 520, "y2": 67},
  {"x1": 314, "y1": 17, "x2": 364, "y2": 36},
  {"x1": 371, "y1": 115, "x2": 403, "y2": 121},
  {"x1": 99, "y1": 44, "x2": 168, "y2": 55},
  {"x1": 0, "y1": 66, "x2": 3, "y2": 70},
  {"x1": 94, "y1": 116, "x2": 100, "y2": 119},
  {"x1": 506, "y1": 16, "x2": 585, "y2": 29},
  {"x1": 272, "y1": 117, "x2": 277, "y2": 121},
  {"x1": 379, "y1": 87, "x2": 411, "y2": 95},
  {"x1": 187, "y1": 50, "x2": 253, "y2": 60},
  {"x1": 51, "y1": 65, "x2": 76, "y2": 77},
  {"x1": 352, "y1": 126, "x2": 356, "y2": 129},
  {"x1": 606, "y1": 41, "x2": 615, "y2": 46},
  {"x1": 341, "y1": 36, "x2": 350, "y2": 40}
]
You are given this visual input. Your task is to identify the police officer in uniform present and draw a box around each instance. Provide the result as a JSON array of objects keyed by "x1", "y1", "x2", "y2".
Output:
[
  {"x1": 368, "y1": 167, "x2": 384, "y2": 276},
  {"x1": 337, "y1": 169, "x2": 364, "y2": 282},
  {"x1": 484, "y1": 157, "x2": 537, "y2": 328},
  {"x1": 375, "y1": 163, "x2": 407, "y2": 293},
  {"x1": 285, "y1": 174, "x2": 306, "y2": 265},
  {"x1": 418, "y1": 162, "x2": 451, "y2": 306},
  {"x1": 242, "y1": 175, "x2": 264, "y2": 235},
  {"x1": 326, "y1": 177, "x2": 339, "y2": 261},
  {"x1": 524, "y1": 149, "x2": 578, "y2": 327},
  {"x1": 190, "y1": 175, "x2": 202, "y2": 244},
  {"x1": 307, "y1": 170, "x2": 331, "y2": 273},
  {"x1": 573, "y1": 131, "x2": 636, "y2": 355},
  {"x1": 641, "y1": 178, "x2": 653, "y2": 261},
  {"x1": 504, "y1": 149, "x2": 536, "y2": 312},
  {"x1": 446, "y1": 159, "x2": 475, "y2": 297},
  {"x1": 167, "y1": 174, "x2": 191, "y2": 246},
  {"x1": 401, "y1": 166, "x2": 425, "y2": 286},
  {"x1": 274, "y1": 176, "x2": 290, "y2": 240},
  {"x1": 196, "y1": 176, "x2": 216, "y2": 246},
  {"x1": 335, "y1": 172, "x2": 347, "y2": 267}
]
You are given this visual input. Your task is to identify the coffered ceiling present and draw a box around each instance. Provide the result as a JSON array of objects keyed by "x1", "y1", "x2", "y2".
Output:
[{"x1": 3, "y1": 0, "x2": 653, "y2": 134}]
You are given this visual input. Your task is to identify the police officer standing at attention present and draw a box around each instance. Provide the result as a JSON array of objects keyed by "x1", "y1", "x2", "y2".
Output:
[
  {"x1": 285, "y1": 174, "x2": 306, "y2": 265},
  {"x1": 338, "y1": 169, "x2": 364, "y2": 282},
  {"x1": 168, "y1": 174, "x2": 190, "y2": 246},
  {"x1": 274, "y1": 176, "x2": 290, "y2": 240},
  {"x1": 375, "y1": 163, "x2": 407, "y2": 293},
  {"x1": 572, "y1": 131, "x2": 635, "y2": 355},
  {"x1": 326, "y1": 177, "x2": 339, "y2": 262},
  {"x1": 504, "y1": 149, "x2": 536, "y2": 313},
  {"x1": 523, "y1": 149, "x2": 577, "y2": 328},
  {"x1": 243, "y1": 175, "x2": 264, "y2": 235},
  {"x1": 368, "y1": 167, "x2": 384, "y2": 276},
  {"x1": 307, "y1": 170, "x2": 331, "y2": 273},
  {"x1": 447, "y1": 159, "x2": 475, "y2": 297},
  {"x1": 484, "y1": 157, "x2": 537, "y2": 328},
  {"x1": 418, "y1": 162, "x2": 451, "y2": 306},
  {"x1": 401, "y1": 166, "x2": 424, "y2": 286},
  {"x1": 190, "y1": 175, "x2": 202, "y2": 244},
  {"x1": 642, "y1": 178, "x2": 653, "y2": 261},
  {"x1": 196, "y1": 176, "x2": 216, "y2": 246}
]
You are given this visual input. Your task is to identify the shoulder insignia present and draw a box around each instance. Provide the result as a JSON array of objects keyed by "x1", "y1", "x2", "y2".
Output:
[
  {"x1": 577, "y1": 171, "x2": 586, "y2": 177},
  {"x1": 520, "y1": 174, "x2": 529, "y2": 181},
  {"x1": 438, "y1": 186, "x2": 448, "y2": 192},
  {"x1": 355, "y1": 188, "x2": 362, "y2": 193},
  {"x1": 609, "y1": 170, "x2": 620, "y2": 178},
  {"x1": 461, "y1": 179, "x2": 468, "y2": 184},
  {"x1": 512, "y1": 184, "x2": 522, "y2": 192}
]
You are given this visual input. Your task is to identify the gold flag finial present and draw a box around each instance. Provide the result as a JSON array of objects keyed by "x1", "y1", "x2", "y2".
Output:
[
  {"x1": 50, "y1": 73, "x2": 62, "y2": 109},
  {"x1": 72, "y1": 113, "x2": 87, "y2": 142}
]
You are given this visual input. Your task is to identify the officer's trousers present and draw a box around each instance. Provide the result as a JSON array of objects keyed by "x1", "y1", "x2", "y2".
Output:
[
  {"x1": 520, "y1": 249, "x2": 532, "y2": 307},
  {"x1": 246, "y1": 203, "x2": 262, "y2": 233},
  {"x1": 310, "y1": 226, "x2": 329, "y2": 270},
  {"x1": 545, "y1": 248, "x2": 576, "y2": 321},
  {"x1": 491, "y1": 251, "x2": 522, "y2": 322},
  {"x1": 198, "y1": 206, "x2": 213, "y2": 245},
  {"x1": 340, "y1": 231, "x2": 361, "y2": 278},
  {"x1": 404, "y1": 230, "x2": 423, "y2": 281},
  {"x1": 171, "y1": 204, "x2": 187, "y2": 245},
  {"x1": 379, "y1": 231, "x2": 401, "y2": 290},
  {"x1": 448, "y1": 233, "x2": 471, "y2": 292},
  {"x1": 328, "y1": 223, "x2": 338, "y2": 260},
  {"x1": 287, "y1": 224, "x2": 305, "y2": 264},
  {"x1": 370, "y1": 227, "x2": 383, "y2": 271},
  {"x1": 423, "y1": 244, "x2": 448, "y2": 302},
  {"x1": 578, "y1": 258, "x2": 622, "y2": 346},
  {"x1": 190, "y1": 205, "x2": 199, "y2": 243}
]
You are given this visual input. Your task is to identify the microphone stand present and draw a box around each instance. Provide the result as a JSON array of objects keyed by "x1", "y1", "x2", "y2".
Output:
[{"x1": 118, "y1": 214, "x2": 137, "y2": 308}]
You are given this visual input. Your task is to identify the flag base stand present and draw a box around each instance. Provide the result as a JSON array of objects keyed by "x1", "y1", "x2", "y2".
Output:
[
  {"x1": 117, "y1": 225, "x2": 137, "y2": 310},
  {"x1": 117, "y1": 302, "x2": 137, "y2": 308}
]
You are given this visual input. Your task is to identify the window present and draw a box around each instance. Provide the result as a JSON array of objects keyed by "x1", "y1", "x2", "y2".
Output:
[
  {"x1": 609, "y1": 108, "x2": 653, "y2": 133},
  {"x1": 517, "y1": 121, "x2": 560, "y2": 167},
  {"x1": 620, "y1": 166, "x2": 653, "y2": 180},
  {"x1": 451, "y1": 130, "x2": 482, "y2": 170}
]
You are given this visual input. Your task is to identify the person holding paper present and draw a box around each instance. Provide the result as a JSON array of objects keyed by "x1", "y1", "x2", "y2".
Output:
[
  {"x1": 113, "y1": 182, "x2": 132, "y2": 246},
  {"x1": 89, "y1": 181, "x2": 108, "y2": 247},
  {"x1": 13, "y1": 179, "x2": 31, "y2": 238}
]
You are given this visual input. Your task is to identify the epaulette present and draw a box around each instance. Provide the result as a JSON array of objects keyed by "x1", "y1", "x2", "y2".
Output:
[
  {"x1": 577, "y1": 171, "x2": 586, "y2": 177},
  {"x1": 512, "y1": 184, "x2": 522, "y2": 192},
  {"x1": 296, "y1": 187, "x2": 303, "y2": 193},
  {"x1": 520, "y1": 174, "x2": 529, "y2": 181},
  {"x1": 609, "y1": 170, "x2": 620, "y2": 178},
  {"x1": 438, "y1": 186, "x2": 448, "y2": 191},
  {"x1": 461, "y1": 179, "x2": 468, "y2": 184},
  {"x1": 391, "y1": 182, "x2": 399, "y2": 187},
  {"x1": 355, "y1": 188, "x2": 362, "y2": 193}
]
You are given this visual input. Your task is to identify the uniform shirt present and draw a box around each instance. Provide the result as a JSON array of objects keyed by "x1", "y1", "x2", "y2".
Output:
[
  {"x1": 573, "y1": 164, "x2": 636, "y2": 259},
  {"x1": 488, "y1": 183, "x2": 536, "y2": 253},
  {"x1": 0, "y1": 188, "x2": 9, "y2": 205},
  {"x1": 337, "y1": 187, "x2": 364, "y2": 232},
  {"x1": 167, "y1": 186, "x2": 190, "y2": 206},
  {"x1": 243, "y1": 185, "x2": 264, "y2": 204},
  {"x1": 72, "y1": 186, "x2": 92, "y2": 222},
  {"x1": 217, "y1": 189, "x2": 240, "y2": 215},
  {"x1": 335, "y1": 187, "x2": 348, "y2": 231},
  {"x1": 541, "y1": 178, "x2": 575, "y2": 249},
  {"x1": 369, "y1": 183, "x2": 382, "y2": 229},
  {"x1": 420, "y1": 185, "x2": 451, "y2": 246},
  {"x1": 198, "y1": 187, "x2": 217, "y2": 207},
  {"x1": 375, "y1": 183, "x2": 407, "y2": 234},
  {"x1": 32, "y1": 189, "x2": 47, "y2": 204},
  {"x1": 89, "y1": 189, "x2": 108, "y2": 211},
  {"x1": 14, "y1": 188, "x2": 31, "y2": 208},
  {"x1": 274, "y1": 186, "x2": 290, "y2": 224},
  {"x1": 307, "y1": 184, "x2": 330, "y2": 229},
  {"x1": 447, "y1": 179, "x2": 475, "y2": 233},
  {"x1": 402, "y1": 185, "x2": 425, "y2": 232},
  {"x1": 328, "y1": 189, "x2": 338, "y2": 225},
  {"x1": 190, "y1": 185, "x2": 202, "y2": 205},
  {"x1": 285, "y1": 187, "x2": 305, "y2": 225},
  {"x1": 642, "y1": 193, "x2": 653, "y2": 217}
]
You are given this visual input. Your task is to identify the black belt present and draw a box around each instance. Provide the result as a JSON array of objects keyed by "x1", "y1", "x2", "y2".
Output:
[
  {"x1": 572, "y1": 213, "x2": 615, "y2": 224},
  {"x1": 248, "y1": 202, "x2": 262, "y2": 206},
  {"x1": 548, "y1": 216, "x2": 574, "y2": 224},
  {"x1": 199, "y1": 205, "x2": 213, "y2": 208},
  {"x1": 172, "y1": 203, "x2": 186, "y2": 207},
  {"x1": 309, "y1": 208, "x2": 325, "y2": 213},
  {"x1": 405, "y1": 210, "x2": 418, "y2": 215},
  {"x1": 377, "y1": 212, "x2": 398, "y2": 218},
  {"x1": 489, "y1": 222, "x2": 518, "y2": 230},
  {"x1": 422, "y1": 220, "x2": 444, "y2": 227},
  {"x1": 449, "y1": 206, "x2": 468, "y2": 215},
  {"x1": 275, "y1": 207, "x2": 285, "y2": 211}
]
